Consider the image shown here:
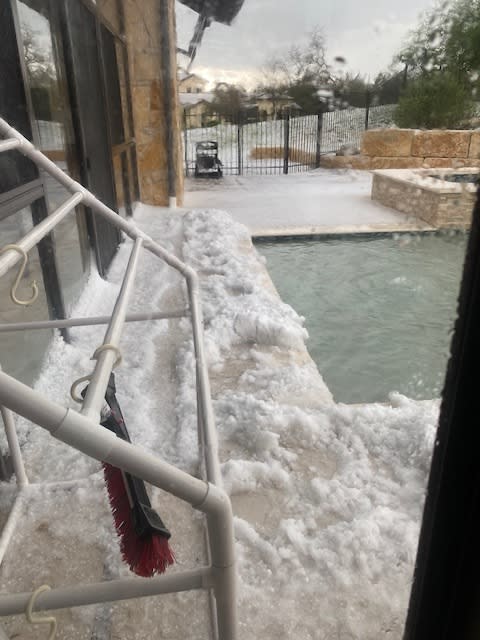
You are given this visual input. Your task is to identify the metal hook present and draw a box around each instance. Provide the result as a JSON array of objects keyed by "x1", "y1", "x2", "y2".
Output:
[
  {"x1": 0, "y1": 244, "x2": 38, "y2": 306},
  {"x1": 92, "y1": 343, "x2": 123, "y2": 368},
  {"x1": 70, "y1": 344, "x2": 122, "y2": 403},
  {"x1": 26, "y1": 584, "x2": 57, "y2": 640},
  {"x1": 70, "y1": 373, "x2": 93, "y2": 404}
]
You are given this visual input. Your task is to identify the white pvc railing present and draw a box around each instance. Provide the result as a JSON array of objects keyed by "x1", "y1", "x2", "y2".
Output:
[{"x1": 0, "y1": 117, "x2": 237, "y2": 639}]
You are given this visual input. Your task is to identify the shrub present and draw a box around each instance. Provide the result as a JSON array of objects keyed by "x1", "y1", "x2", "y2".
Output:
[{"x1": 394, "y1": 73, "x2": 474, "y2": 129}]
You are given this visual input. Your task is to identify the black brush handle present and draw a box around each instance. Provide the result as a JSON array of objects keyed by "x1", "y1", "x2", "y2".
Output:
[{"x1": 101, "y1": 374, "x2": 171, "y2": 539}]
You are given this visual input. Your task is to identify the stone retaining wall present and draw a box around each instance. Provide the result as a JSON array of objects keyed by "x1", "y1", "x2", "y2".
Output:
[{"x1": 322, "y1": 129, "x2": 480, "y2": 170}]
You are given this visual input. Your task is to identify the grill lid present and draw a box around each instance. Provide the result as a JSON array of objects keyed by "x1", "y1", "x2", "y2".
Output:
[{"x1": 177, "y1": 0, "x2": 245, "y2": 25}]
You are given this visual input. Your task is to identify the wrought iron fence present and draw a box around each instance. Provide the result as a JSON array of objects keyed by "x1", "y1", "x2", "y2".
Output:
[
  {"x1": 182, "y1": 103, "x2": 397, "y2": 176},
  {"x1": 320, "y1": 104, "x2": 397, "y2": 154}
]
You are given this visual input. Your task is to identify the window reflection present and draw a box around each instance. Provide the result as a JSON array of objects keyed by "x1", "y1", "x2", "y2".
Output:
[
  {"x1": 0, "y1": 206, "x2": 52, "y2": 385},
  {"x1": 16, "y1": 0, "x2": 90, "y2": 313},
  {"x1": 0, "y1": 148, "x2": 38, "y2": 194}
]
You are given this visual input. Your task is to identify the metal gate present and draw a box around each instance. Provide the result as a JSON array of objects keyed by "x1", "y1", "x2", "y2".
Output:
[{"x1": 183, "y1": 112, "x2": 319, "y2": 176}]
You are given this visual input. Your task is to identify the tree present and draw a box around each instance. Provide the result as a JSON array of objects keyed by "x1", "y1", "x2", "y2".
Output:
[
  {"x1": 397, "y1": 0, "x2": 480, "y2": 90},
  {"x1": 334, "y1": 73, "x2": 369, "y2": 108},
  {"x1": 257, "y1": 56, "x2": 290, "y2": 115},
  {"x1": 444, "y1": 0, "x2": 480, "y2": 83},
  {"x1": 288, "y1": 81, "x2": 321, "y2": 114},
  {"x1": 389, "y1": 0, "x2": 479, "y2": 128},
  {"x1": 259, "y1": 27, "x2": 332, "y2": 90},
  {"x1": 397, "y1": 1, "x2": 450, "y2": 75},
  {"x1": 256, "y1": 27, "x2": 334, "y2": 115},
  {"x1": 20, "y1": 25, "x2": 63, "y2": 122},
  {"x1": 209, "y1": 83, "x2": 247, "y2": 122},
  {"x1": 373, "y1": 71, "x2": 405, "y2": 105},
  {"x1": 394, "y1": 72, "x2": 474, "y2": 128},
  {"x1": 21, "y1": 27, "x2": 56, "y2": 87},
  {"x1": 298, "y1": 29, "x2": 332, "y2": 86}
]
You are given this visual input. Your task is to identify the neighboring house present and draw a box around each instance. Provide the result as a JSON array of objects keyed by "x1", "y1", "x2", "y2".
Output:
[
  {"x1": 178, "y1": 70, "x2": 208, "y2": 94},
  {"x1": 255, "y1": 93, "x2": 301, "y2": 119},
  {"x1": 180, "y1": 92, "x2": 215, "y2": 128},
  {"x1": 0, "y1": 0, "x2": 183, "y2": 384}
]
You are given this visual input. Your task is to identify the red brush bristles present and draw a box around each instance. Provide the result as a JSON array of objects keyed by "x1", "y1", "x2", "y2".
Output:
[{"x1": 103, "y1": 462, "x2": 175, "y2": 577}]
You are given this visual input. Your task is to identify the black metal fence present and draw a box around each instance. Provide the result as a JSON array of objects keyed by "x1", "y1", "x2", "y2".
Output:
[{"x1": 183, "y1": 103, "x2": 396, "y2": 176}]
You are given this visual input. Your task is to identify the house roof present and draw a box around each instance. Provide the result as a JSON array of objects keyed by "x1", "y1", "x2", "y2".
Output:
[
  {"x1": 179, "y1": 92, "x2": 214, "y2": 107},
  {"x1": 255, "y1": 92, "x2": 294, "y2": 101},
  {"x1": 178, "y1": 70, "x2": 207, "y2": 84}
]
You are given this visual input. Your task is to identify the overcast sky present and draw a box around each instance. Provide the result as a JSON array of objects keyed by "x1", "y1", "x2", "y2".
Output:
[{"x1": 175, "y1": 0, "x2": 436, "y2": 89}]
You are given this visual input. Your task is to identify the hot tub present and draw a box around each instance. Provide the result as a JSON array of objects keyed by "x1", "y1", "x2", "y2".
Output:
[{"x1": 372, "y1": 167, "x2": 478, "y2": 228}]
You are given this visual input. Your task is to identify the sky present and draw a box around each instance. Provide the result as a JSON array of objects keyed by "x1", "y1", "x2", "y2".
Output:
[{"x1": 175, "y1": 0, "x2": 436, "y2": 89}]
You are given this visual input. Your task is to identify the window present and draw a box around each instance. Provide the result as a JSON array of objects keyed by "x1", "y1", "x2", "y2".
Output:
[
  {"x1": 16, "y1": 0, "x2": 90, "y2": 313},
  {"x1": 0, "y1": 206, "x2": 52, "y2": 384}
]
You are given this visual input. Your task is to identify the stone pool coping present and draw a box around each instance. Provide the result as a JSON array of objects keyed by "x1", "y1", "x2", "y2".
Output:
[
  {"x1": 372, "y1": 167, "x2": 479, "y2": 195},
  {"x1": 251, "y1": 222, "x2": 436, "y2": 239}
]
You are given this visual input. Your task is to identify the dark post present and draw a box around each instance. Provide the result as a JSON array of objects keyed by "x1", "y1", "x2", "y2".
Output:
[
  {"x1": 364, "y1": 89, "x2": 371, "y2": 130},
  {"x1": 283, "y1": 112, "x2": 290, "y2": 175},
  {"x1": 404, "y1": 191, "x2": 480, "y2": 640},
  {"x1": 237, "y1": 112, "x2": 242, "y2": 176},
  {"x1": 403, "y1": 63, "x2": 409, "y2": 89},
  {"x1": 183, "y1": 111, "x2": 189, "y2": 177},
  {"x1": 315, "y1": 111, "x2": 323, "y2": 168},
  {"x1": 159, "y1": 0, "x2": 176, "y2": 203}
]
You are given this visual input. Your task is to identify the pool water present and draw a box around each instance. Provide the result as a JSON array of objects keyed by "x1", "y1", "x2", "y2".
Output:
[
  {"x1": 257, "y1": 233, "x2": 468, "y2": 404},
  {"x1": 430, "y1": 173, "x2": 479, "y2": 184}
]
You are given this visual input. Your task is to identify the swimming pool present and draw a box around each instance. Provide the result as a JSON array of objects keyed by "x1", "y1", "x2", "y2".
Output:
[{"x1": 256, "y1": 232, "x2": 468, "y2": 404}]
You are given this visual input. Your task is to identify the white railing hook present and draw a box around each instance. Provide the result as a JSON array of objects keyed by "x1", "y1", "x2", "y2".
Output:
[
  {"x1": 26, "y1": 585, "x2": 57, "y2": 639},
  {"x1": 0, "y1": 245, "x2": 38, "y2": 306},
  {"x1": 70, "y1": 344, "x2": 122, "y2": 403}
]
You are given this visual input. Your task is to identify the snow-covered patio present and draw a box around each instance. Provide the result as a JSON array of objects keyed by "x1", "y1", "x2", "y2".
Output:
[
  {"x1": 0, "y1": 202, "x2": 438, "y2": 639},
  {"x1": 184, "y1": 170, "x2": 434, "y2": 236}
]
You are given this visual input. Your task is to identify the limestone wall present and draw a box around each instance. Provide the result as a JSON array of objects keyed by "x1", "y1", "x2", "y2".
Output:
[
  {"x1": 322, "y1": 129, "x2": 480, "y2": 170},
  {"x1": 122, "y1": 0, "x2": 184, "y2": 205}
]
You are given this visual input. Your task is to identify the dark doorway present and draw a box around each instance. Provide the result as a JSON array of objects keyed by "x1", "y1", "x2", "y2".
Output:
[{"x1": 61, "y1": 0, "x2": 121, "y2": 276}]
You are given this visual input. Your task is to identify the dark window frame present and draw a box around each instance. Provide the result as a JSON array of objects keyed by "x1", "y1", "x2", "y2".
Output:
[
  {"x1": 405, "y1": 190, "x2": 480, "y2": 639},
  {"x1": 0, "y1": 179, "x2": 43, "y2": 220},
  {"x1": 82, "y1": 0, "x2": 139, "y2": 207},
  {"x1": 60, "y1": 0, "x2": 121, "y2": 276}
]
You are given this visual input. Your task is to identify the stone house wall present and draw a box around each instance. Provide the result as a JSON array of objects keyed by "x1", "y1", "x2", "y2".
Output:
[
  {"x1": 256, "y1": 98, "x2": 293, "y2": 118},
  {"x1": 179, "y1": 74, "x2": 208, "y2": 94},
  {"x1": 183, "y1": 101, "x2": 212, "y2": 128},
  {"x1": 122, "y1": 0, "x2": 184, "y2": 206}
]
